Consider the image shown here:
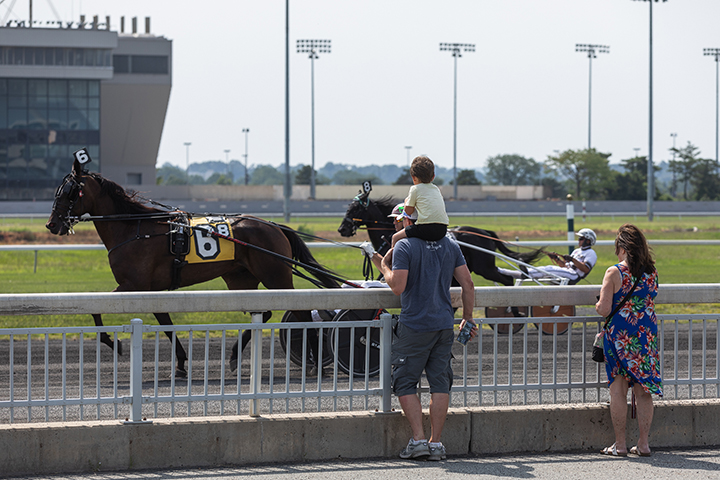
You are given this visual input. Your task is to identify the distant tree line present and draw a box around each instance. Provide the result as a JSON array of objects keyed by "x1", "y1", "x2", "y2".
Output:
[{"x1": 157, "y1": 141, "x2": 720, "y2": 200}]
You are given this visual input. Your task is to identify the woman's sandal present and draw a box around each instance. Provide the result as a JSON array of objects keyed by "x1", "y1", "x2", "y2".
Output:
[
  {"x1": 600, "y1": 444, "x2": 628, "y2": 457},
  {"x1": 629, "y1": 446, "x2": 652, "y2": 457}
]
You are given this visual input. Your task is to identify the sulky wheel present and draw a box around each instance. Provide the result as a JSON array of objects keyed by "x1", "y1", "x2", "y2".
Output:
[
  {"x1": 484, "y1": 306, "x2": 528, "y2": 334},
  {"x1": 329, "y1": 309, "x2": 384, "y2": 377},
  {"x1": 531, "y1": 305, "x2": 574, "y2": 335},
  {"x1": 278, "y1": 310, "x2": 334, "y2": 368}
]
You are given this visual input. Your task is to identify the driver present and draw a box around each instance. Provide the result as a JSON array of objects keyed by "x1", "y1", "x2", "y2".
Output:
[
  {"x1": 497, "y1": 228, "x2": 598, "y2": 282},
  {"x1": 373, "y1": 203, "x2": 410, "y2": 255}
]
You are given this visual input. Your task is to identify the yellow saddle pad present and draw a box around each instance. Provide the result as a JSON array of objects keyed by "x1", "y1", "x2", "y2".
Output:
[{"x1": 186, "y1": 216, "x2": 235, "y2": 264}]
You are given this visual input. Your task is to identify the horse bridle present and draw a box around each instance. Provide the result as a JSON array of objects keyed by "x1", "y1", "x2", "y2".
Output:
[
  {"x1": 343, "y1": 193, "x2": 399, "y2": 235},
  {"x1": 51, "y1": 172, "x2": 85, "y2": 233}
]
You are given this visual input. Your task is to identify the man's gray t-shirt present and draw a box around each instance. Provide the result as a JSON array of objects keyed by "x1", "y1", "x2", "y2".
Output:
[{"x1": 392, "y1": 235, "x2": 467, "y2": 332}]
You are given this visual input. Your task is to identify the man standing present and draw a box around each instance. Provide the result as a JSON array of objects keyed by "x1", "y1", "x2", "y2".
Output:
[{"x1": 372, "y1": 208, "x2": 476, "y2": 461}]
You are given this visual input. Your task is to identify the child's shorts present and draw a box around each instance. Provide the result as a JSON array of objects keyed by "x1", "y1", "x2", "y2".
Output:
[{"x1": 405, "y1": 223, "x2": 447, "y2": 242}]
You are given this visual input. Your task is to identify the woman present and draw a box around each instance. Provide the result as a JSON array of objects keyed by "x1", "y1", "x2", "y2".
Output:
[{"x1": 595, "y1": 224, "x2": 662, "y2": 457}]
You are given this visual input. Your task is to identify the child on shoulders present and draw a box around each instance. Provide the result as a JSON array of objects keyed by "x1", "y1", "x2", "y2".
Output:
[{"x1": 391, "y1": 155, "x2": 449, "y2": 247}]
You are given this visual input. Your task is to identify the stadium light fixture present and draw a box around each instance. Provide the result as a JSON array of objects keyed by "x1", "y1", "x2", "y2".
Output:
[
  {"x1": 297, "y1": 39, "x2": 332, "y2": 199},
  {"x1": 440, "y1": 42, "x2": 475, "y2": 200},
  {"x1": 575, "y1": 44, "x2": 609, "y2": 150}
]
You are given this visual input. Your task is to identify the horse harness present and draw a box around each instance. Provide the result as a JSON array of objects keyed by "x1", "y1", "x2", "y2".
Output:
[
  {"x1": 345, "y1": 193, "x2": 394, "y2": 235},
  {"x1": 51, "y1": 172, "x2": 194, "y2": 290}
]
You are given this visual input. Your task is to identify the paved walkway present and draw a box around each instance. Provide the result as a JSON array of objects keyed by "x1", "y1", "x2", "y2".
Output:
[{"x1": 6, "y1": 447, "x2": 720, "y2": 480}]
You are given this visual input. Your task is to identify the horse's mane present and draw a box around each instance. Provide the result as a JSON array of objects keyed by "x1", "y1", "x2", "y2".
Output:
[
  {"x1": 87, "y1": 172, "x2": 162, "y2": 215},
  {"x1": 373, "y1": 195, "x2": 398, "y2": 216}
]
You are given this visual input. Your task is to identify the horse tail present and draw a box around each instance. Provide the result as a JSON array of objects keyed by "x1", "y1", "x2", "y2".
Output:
[
  {"x1": 281, "y1": 227, "x2": 341, "y2": 288},
  {"x1": 493, "y1": 232, "x2": 545, "y2": 265}
]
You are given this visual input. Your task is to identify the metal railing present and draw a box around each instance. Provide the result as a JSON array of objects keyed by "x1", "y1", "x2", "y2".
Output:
[
  {"x1": 0, "y1": 286, "x2": 718, "y2": 424},
  {"x1": 0, "y1": 315, "x2": 392, "y2": 424},
  {"x1": 455, "y1": 314, "x2": 719, "y2": 406}
]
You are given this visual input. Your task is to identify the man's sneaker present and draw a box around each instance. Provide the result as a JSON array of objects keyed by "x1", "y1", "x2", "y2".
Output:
[
  {"x1": 399, "y1": 439, "x2": 430, "y2": 459},
  {"x1": 428, "y1": 443, "x2": 447, "y2": 461}
]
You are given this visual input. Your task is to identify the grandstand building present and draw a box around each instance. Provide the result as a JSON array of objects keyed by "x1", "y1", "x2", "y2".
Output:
[{"x1": 0, "y1": 16, "x2": 171, "y2": 200}]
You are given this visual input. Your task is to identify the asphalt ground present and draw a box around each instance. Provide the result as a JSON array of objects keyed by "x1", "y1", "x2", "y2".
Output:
[{"x1": 4, "y1": 446, "x2": 720, "y2": 480}]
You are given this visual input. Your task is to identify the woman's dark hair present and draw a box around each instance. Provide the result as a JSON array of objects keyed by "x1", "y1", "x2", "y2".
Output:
[{"x1": 615, "y1": 223, "x2": 655, "y2": 278}]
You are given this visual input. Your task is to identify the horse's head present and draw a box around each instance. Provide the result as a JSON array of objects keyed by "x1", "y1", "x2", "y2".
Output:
[
  {"x1": 337, "y1": 188, "x2": 372, "y2": 238},
  {"x1": 46, "y1": 158, "x2": 93, "y2": 235}
]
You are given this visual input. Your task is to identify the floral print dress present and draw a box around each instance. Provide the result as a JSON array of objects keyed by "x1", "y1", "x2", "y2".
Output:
[{"x1": 604, "y1": 263, "x2": 663, "y2": 396}]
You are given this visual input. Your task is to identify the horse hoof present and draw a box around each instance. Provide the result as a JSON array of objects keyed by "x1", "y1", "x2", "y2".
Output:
[
  {"x1": 229, "y1": 358, "x2": 237, "y2": 372},
  {"x1": 308, "y1": 365, "x2": 324, "y2": 377},
  {"x1": 175, "y1": 369, "x2": 187, "y2": 379}
]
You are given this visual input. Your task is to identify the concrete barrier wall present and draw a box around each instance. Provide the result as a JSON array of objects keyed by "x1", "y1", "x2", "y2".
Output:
[{"x1": 2, "y1": 399, "x2": 719, "y2": 477}]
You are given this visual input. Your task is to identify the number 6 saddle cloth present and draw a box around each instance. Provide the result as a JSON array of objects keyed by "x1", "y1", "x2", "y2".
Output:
[{"x1": 186, "y1": 216, "x2": 235, "y2": 264}]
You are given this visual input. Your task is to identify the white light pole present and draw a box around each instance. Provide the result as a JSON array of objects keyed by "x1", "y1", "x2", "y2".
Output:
[
  {"x1": 632, "y1": 0, "x2": 667, "y2": 222},
  {"x1": 440, "y1": 42, "x2": 475, "y2": 200},
  {"x1": 242, "y1": 128, "x2": 250, "y2": 185},
  {"x1": 297, "y1": 39, "x2": 331, "y2": 200},
  {"x1": 183, "y1": 142, "x2": 191, "y2": 185},
  {"x1": 224, "y1": 149, "x2": 230, "y2": 181},
  {"x1": 405, "y1": 146, "x2": 412, "y2": 167},
  {"x1": 575, "y1": 44, "x2": 609, "y2": 150},
  {"x1": 634, "y1": 147, "x2": 641, "y2": 158},
  {"x1": 704, "y1": 48, "x2": 720, "y2": 163},
  {"x1": 670, "y1": 132, "x2": 677, "y2": 197}
]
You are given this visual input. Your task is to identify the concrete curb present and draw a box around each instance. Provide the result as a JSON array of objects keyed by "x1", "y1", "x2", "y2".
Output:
[{"x1": 1, "y1": 399, "x2": 719, "y2": 477}]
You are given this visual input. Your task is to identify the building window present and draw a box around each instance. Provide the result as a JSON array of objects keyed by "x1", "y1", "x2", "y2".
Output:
[
  {"x1": 113, "y1": 55, "x2": 129, "y2": 73},
  {"x1": 131, "y1": 55, "x2": 168, "y2": 74},
  {"x1": 0, "y1": 47, "x2": 112, "y2": 67},
  {"x1": 0, "y1": 78, "x2": 100, "y2": 191},
  {"x1": 112, "y1": 54, "x2": 168, "y2": 75}
]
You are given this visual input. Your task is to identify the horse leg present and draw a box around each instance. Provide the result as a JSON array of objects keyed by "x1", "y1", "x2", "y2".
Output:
[
  {"x1": 288, "y1": 310, "x2": 323, "y2": 376},
  {"x1": 153, "y1": 312, "x2": 188, "y2": 378},
  {"x1": 92, "y1": 313, "x2": 122, "y2": 356}
]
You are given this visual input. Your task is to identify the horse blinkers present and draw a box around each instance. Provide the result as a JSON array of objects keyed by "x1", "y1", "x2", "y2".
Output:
[
  {"x1": 338, "y1": 197, "x2": 369, "y2": 237},
  {"x1": 48, "y1": 173, "x2": 85, "y2": 234},
  {"x1": 338, "y1": 183, "x2": 373, "y2": 237}
]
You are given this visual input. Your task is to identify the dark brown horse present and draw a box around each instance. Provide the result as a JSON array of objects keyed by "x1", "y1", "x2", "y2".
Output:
[
  {"x1": 46, "y1": 157, "x2": 338, "y2": 376},
  {"x1": 337, "y1": 190, "x2": 544, "y2": 286}
]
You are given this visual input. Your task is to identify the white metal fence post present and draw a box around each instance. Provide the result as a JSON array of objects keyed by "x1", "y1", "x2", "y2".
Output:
[
  {"x1": 249, "y1": 312, "x2": 264, "y2": 417},
  {"x1": 379, "y1": 313, "x2": 393, "y2": 413},
  {"x1": 126, "y1": 318, "x2": 150, "y2": 424},
  {"x1": 566, "y1": 195, "x2": 575, "y2": 255}
]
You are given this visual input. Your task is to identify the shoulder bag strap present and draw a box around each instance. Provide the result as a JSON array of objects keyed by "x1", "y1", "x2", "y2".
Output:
[{"x1": 603, "y1": 273, "x2": 643, "y2": 330}]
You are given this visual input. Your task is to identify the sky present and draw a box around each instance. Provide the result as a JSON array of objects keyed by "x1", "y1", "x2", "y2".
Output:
[{"x1": 5, "y1": 0, "x2": 720, "y2": 173}]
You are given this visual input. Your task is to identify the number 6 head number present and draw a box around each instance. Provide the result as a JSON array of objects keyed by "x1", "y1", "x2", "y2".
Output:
[{"x1": 73, "y1": 148, "x2": 92, "y2": 165}]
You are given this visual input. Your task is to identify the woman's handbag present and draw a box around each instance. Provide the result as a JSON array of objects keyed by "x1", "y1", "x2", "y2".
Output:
[
  {"x1": 592, "y1": 275, "x2": 643, "y2": 363},
  {"x1": 592, "y1": 333, "x2": 605, "y2": 362}
]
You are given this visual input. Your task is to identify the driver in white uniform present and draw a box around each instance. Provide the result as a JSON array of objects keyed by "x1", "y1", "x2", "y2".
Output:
[{"x1": 498, "y1": 228, "x2": 598, "y2": 282}]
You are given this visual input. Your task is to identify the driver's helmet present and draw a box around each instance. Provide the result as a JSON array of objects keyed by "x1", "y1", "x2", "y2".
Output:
[{"x1": 575, "y1": 228, "x2": 597, "y2": 246}]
